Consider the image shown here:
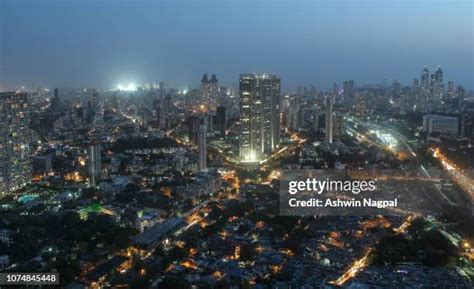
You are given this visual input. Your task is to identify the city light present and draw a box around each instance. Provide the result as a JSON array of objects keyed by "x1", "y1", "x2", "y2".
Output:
[{"x1": 117, "y1": 83, "x2": 137, "y2": 91}]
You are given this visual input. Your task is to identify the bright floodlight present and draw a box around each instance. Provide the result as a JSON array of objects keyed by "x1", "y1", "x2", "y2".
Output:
[{"x1": 117, "y1": 83, "x2": 137, "y2": 91}]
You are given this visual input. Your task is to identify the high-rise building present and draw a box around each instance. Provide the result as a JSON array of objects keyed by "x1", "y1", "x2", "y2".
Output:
[
  {"x1": 88, "y1": 142, "x2": 101, "y2": 187},
  {"x1": 51, "y1": 88, "x2": 60, "y2": 110},
  {"x1": 457, "y1": 85, "x2": 466, "y2": 109},
  {"x1": 198, "y1": 125, "x2": 207, "y2": 171},
  {"x1": 302, "y1": 107, "x2": 318, "y2": 131},
  {"x1": 286, "y1": 95, "x2": 301, "y2": 130},
  {"x1": 239, "y1": 73, "x2": 281, "y2": 162},
  {"x1": 447, "y1": 81, "x2": 455, "y2": 99},
  {"x1": 420, "y1": 67, "x2": 431, "y2": 110},
  {"x1": 343, "y1": 80, "x2": 355, "y2": 105},
  {"x1": 0, "y1": 92, "x2": 31, "y2": 195},
  {"x1": 325, "y1": 95, "x2": 334, "y2": 143},
  {"x1": 200, "y1": 74, "x2": 219, "y2": 111},
  {"x1": 92, "y1": 89, "x2": 104, "y2": 130},
  {"x1": 215, "y1": 106, "x2": 226, "y2": 137},
  {"x1": 431, "y1": 66, "x2": 444, "y2": 103},
  {"x1": 185, "y1": 89, "x2": 200, "y2": 114},
  {"x1": 156, "y1": 94, "x2": 172, "y2": 129},
  {"x1": 333, "y1": 113, "x2": 344, "y2": 140}
]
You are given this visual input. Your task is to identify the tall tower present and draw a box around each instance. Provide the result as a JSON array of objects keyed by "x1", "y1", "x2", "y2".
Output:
[
  {"x1": 325, "y1": 95, "x2": 334, "y2": 143},
  {"x1": 0, "y1": 92, "x2": 31, "y2": 195},
  {"x1": 239, "y1": 73, "x2": 280, "y2": 162},
  {"x1": 215, "y1": 106, "x2": 226, "y2": 137},
  {"x1": 198, "y1": 124, "x2": 207, "y2": 172},
  {"x1": 431, "y1": 66, "x2": 444, "y2": 104},
  {"x1": 51, "y1": 88, "x2": 60, "y2": 110},
  {"x1": 420, "y1": 66, "x2": 431, "y2": 109}
]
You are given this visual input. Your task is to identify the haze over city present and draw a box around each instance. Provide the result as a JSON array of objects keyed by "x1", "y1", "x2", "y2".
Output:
[{"x1": 1, "y1": 0, "x2": 473, "y2": 90}]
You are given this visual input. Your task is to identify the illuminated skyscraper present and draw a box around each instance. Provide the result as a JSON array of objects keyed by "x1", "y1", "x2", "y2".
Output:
[
  {"x1": 325, "y1": 95, "x2": 334, "y2": 143},
  {"x1": 201, "y1": 74, "x2": 219, "y2": 111},
  {"x1": 420, "y1": 66, "x2": 431, "y2": 110},
  {"x1": 431, "y1": 66, "x2": 444, "y2": 103},
  {"x1": 0, "y1": 92, "x2": 31, "y2": 195},
  {"x1": 239, "y1": 73, "x2": 280, "y2": 162}
]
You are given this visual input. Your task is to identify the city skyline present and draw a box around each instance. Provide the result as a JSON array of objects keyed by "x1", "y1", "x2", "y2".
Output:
[
  {"x1": 1, "y1": 0, "x2": 473, "y2": 91},
  {"x1": 0, "y1": 1, "x2": 473, "y2": 288}
]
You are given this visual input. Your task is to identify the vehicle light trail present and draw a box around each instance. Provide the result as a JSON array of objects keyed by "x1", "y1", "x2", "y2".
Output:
[{"x1": 431, "y1": 147, "x2": 474, "y2": 201}]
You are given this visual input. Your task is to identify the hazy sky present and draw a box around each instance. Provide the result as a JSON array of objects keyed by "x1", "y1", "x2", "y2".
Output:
[{"x1": 1, "y1": 0, "x2": 473, "y2": 91}]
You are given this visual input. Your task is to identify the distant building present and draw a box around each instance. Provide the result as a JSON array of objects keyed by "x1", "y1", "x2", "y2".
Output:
[
  {"x1": 431, "y1": 66, "x2": 444, "y2": 103},
  {"x1": 302, "y1": 107, "x2": 318, "y2": 131},
  {"x1": 198, "y1": 124, "x2": 207, "y2": 172},
  {"x1": 88, "y1": 143, "x2": 101, "y2": 187},
  {"x1": 51, "y1": 88, "x2": 60, "y2": 110},
  {"x1": 157, "y1": 94, "x2": 172, "y2": 129},
  {"x1": 343, "y1": 80, "x2": 355, "y2": 105},
  {"x1": 423, "y1": 114, "x2": 458, "y2": 136},
  {"x1": 333, "y1": 113, "x2": 344, "y2": 140},
  {"x1": 239, "y1": 73, "x2": 281, "y2": 162},
  {"x1": 0, "y1": 92, "x2": 31, "y2": 195},
  {"x1": 210, "y1": 74, "x2": 219, "y2": 109},
  {"x1": 286, "y1": 95, "x2": 301, "y2": 130},
  {"x1": 325, "y1": 95, "x2": 334, "y2": 143},
  {"x1": 159, "y1": 81, "x2": 166, "y2": 98}
]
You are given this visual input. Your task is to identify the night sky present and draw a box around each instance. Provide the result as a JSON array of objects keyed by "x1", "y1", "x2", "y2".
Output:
[{"x1": 1, "y1": 0, "x2": 472, "y2": 91}]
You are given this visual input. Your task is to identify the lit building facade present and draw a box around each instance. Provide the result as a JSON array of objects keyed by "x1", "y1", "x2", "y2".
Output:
[
  {"x1": 0, "y1": 92, "x2": 31, "y2": 195},
  {"x1": 239, "y1": 73, "x2": 280, "y2": 162},
  {"x1": 201, "y1": 74, "x2": 219, "y2": 111}
]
